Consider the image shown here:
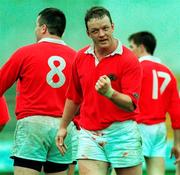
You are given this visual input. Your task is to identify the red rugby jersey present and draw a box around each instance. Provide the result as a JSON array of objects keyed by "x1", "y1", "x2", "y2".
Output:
[
  {"x1": 67, "y1": 42, "x2": 142, "y2": 130},
  {"x1": 0, "y1": 96, "x2": 10, "y2": 125},
  {"x1": 137, "y1": 56, "x2": 180, "y2": 129},
  {"x1": 0, "y1": 38, "x2": 76, "y2": 120}
]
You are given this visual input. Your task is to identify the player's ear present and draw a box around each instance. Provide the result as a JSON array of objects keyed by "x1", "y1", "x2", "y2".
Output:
[
  {"x1": 111, "y1": 23, "x2": 114, "y2": 31},
  {"x1": 41, "y1": 24, "x2": 47, "y2": 34},
  {"x1": 140, "y1": 44, "x2": 145, "y2": 53},
  {"x1": 86, "y1": 30, "x2": 90, "y2": 37}
]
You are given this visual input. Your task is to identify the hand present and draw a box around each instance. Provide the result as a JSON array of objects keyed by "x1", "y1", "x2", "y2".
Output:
[
  {"x1": 56, "y1": 128, "x2": 68, "y2": 156},
  {"x1": 171, "y1": 146, "x2": 180, "y2": 164},
  {"x1": 95, "y1": 75, "x2": 114, "y2": 98}
]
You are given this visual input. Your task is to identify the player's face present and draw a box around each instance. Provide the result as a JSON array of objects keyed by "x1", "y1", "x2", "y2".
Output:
[
  {"x1": 129, "y1": 40, "x2": 142, "y2": 58},
  {"x1": 87, "y1": 15, "x2": 114, "y2": 50}
]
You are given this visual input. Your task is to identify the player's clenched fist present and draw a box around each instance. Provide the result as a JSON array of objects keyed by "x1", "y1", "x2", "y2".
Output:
[{"x1": 95, "y1": 75, "x2": 114, "y2": 98}]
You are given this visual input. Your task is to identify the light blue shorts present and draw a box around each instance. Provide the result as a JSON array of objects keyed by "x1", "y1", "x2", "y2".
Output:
[
  {"x1": 77, "y1": 120, "x2": 143, "y2": 168},
  {"x1": 12, "y1": 115, "x2": 74, "y2": 164},
  {"x1": 71, "y1": 124, "x2": 79, "y2": 161},
  {"x1": 138, "y1": 122, "x2": 167, "y2": 157}
]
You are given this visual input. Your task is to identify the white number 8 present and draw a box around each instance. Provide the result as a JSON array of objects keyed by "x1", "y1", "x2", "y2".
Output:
[{"x1": 46, "y1": 56, "x2": 66, "y2": 88}]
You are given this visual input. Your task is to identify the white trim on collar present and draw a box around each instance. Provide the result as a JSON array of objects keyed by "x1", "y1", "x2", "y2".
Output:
[
  {"x1": 139, "y1": 55, "x2": 161, "y2": 63},
  {"x1": 84, "y1": 40, "x2": 123, "y2": 56},
  {"x1": 38, "y1": 38, "x2": 66, "y2": 45}
]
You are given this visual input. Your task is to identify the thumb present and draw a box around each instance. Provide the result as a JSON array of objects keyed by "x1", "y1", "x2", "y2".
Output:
[{"x1": 103, "y1": 75, "x2": 111, "y2": 84}]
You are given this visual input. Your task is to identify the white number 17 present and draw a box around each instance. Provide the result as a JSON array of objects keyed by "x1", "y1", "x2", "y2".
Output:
[{"x1": 152, "y1": 70, "x2": 171, "y2": 99}]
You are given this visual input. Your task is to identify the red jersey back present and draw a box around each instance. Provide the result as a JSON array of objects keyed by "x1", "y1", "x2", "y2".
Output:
[
  {"x1": 0, "y1": 38, "x2": 76, "y2": 119},
  {"x1": 0, "y1": 96, "x2": 10, "y2": 125},
  {"x1": 137, "y1": 57, "x2": 180, "y2": 129}
]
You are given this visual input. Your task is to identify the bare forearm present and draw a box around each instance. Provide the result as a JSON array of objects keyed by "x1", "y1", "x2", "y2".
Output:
[
  {"x1": 95, "y1": 75, "x2": 135, "y2": 112},
  {"x1": 109, "y1": 89, "x2": 135, "y2": 112},
  {"x1": 60, "y1": 99, "x2": 80, "y2": 129}
]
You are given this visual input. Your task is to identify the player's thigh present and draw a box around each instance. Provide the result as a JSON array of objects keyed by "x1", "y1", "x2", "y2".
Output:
[
  {"x1": 115, "y1": 164, "x2": 142, "y2": 175},
  {"x1": 176, "y1": 163, "x2": 180, "y2": 175},
  {"x1": 67, "y1": 162, "x2": 77, "y2": 175},
  {"x1": 78, "y1": 159, "x2": 109, "y2": 175},
  {"x1": 145, "y1": 157, "x2": 165, "y2": 175},
  {"x1": 45, "y1": 170, "x2": 67, "y2": 175},
  {"x1": 14, "y1": 166, "x2": 40, "y2": 175},
  {"x1": 110, "y1": 168, "x2": 116, "y2": 175}
]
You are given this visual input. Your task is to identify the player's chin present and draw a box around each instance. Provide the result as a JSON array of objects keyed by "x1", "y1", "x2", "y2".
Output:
[{"x1": 98, "y1": 42, "x2": 110, "y2": 49}]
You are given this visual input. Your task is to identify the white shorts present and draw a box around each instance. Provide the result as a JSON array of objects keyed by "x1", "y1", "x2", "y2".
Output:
[
  {"x1": 12, "y1": 116, "x2": 74, "y2": 164},
  {"x1": 138, "y1": 122, "x2": 167, "y2": 157},
  {"x1": 77, "y1": 121, "x2": 143, "y2": 168},
  {"x1": 71, "y1": 123, "x2": 79, "y2": 161}
]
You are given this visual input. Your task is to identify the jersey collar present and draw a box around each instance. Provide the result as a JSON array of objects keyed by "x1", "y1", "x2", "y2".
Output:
[
  {"x1": 84, "y1": 40, "x2": 123, "y2": 57},
  {"x1": 139, "y1": 55, "x2": 161, "y2": 63},
  {"x1": 38, "y1": 38, "x2": 66, "y2": 45}
]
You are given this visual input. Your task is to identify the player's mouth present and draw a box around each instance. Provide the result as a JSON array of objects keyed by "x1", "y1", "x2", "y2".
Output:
[{"x1": 99, "y1": 39, "x2": 108, "y2": 44}]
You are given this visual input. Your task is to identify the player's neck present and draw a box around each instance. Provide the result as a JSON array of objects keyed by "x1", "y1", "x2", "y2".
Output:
[
  {"x1": 95, "y1": 39, "x2": 118, "y2": 60},
  {"x1": 42, "y1": 34, "x2": 61, "y2": 40},
  {"x1": 139, "y1": 52, "x2": 151, "y2": 58}
]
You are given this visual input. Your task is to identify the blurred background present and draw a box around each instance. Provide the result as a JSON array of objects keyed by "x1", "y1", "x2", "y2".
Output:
[{"x1": 0, "y1": 0, "x2": 179, "y2": 174}]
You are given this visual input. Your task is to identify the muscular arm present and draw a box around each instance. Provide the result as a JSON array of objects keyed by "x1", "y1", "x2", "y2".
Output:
[
  {"x1": 109, "y1": 89, "x2": 135, "y2": 112},
  {"x1": 56, "y1": 99, "x2": 80, "y2": 155},
  {"x1": 95, "y1": 75, "x2": 134, "y2": 112},
  {"x1": 0, "y1": 49, "x2": 23, "y2": 97},
  {"x1": 60, "y1": 99, "x2": 80, "y2": 129}
]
